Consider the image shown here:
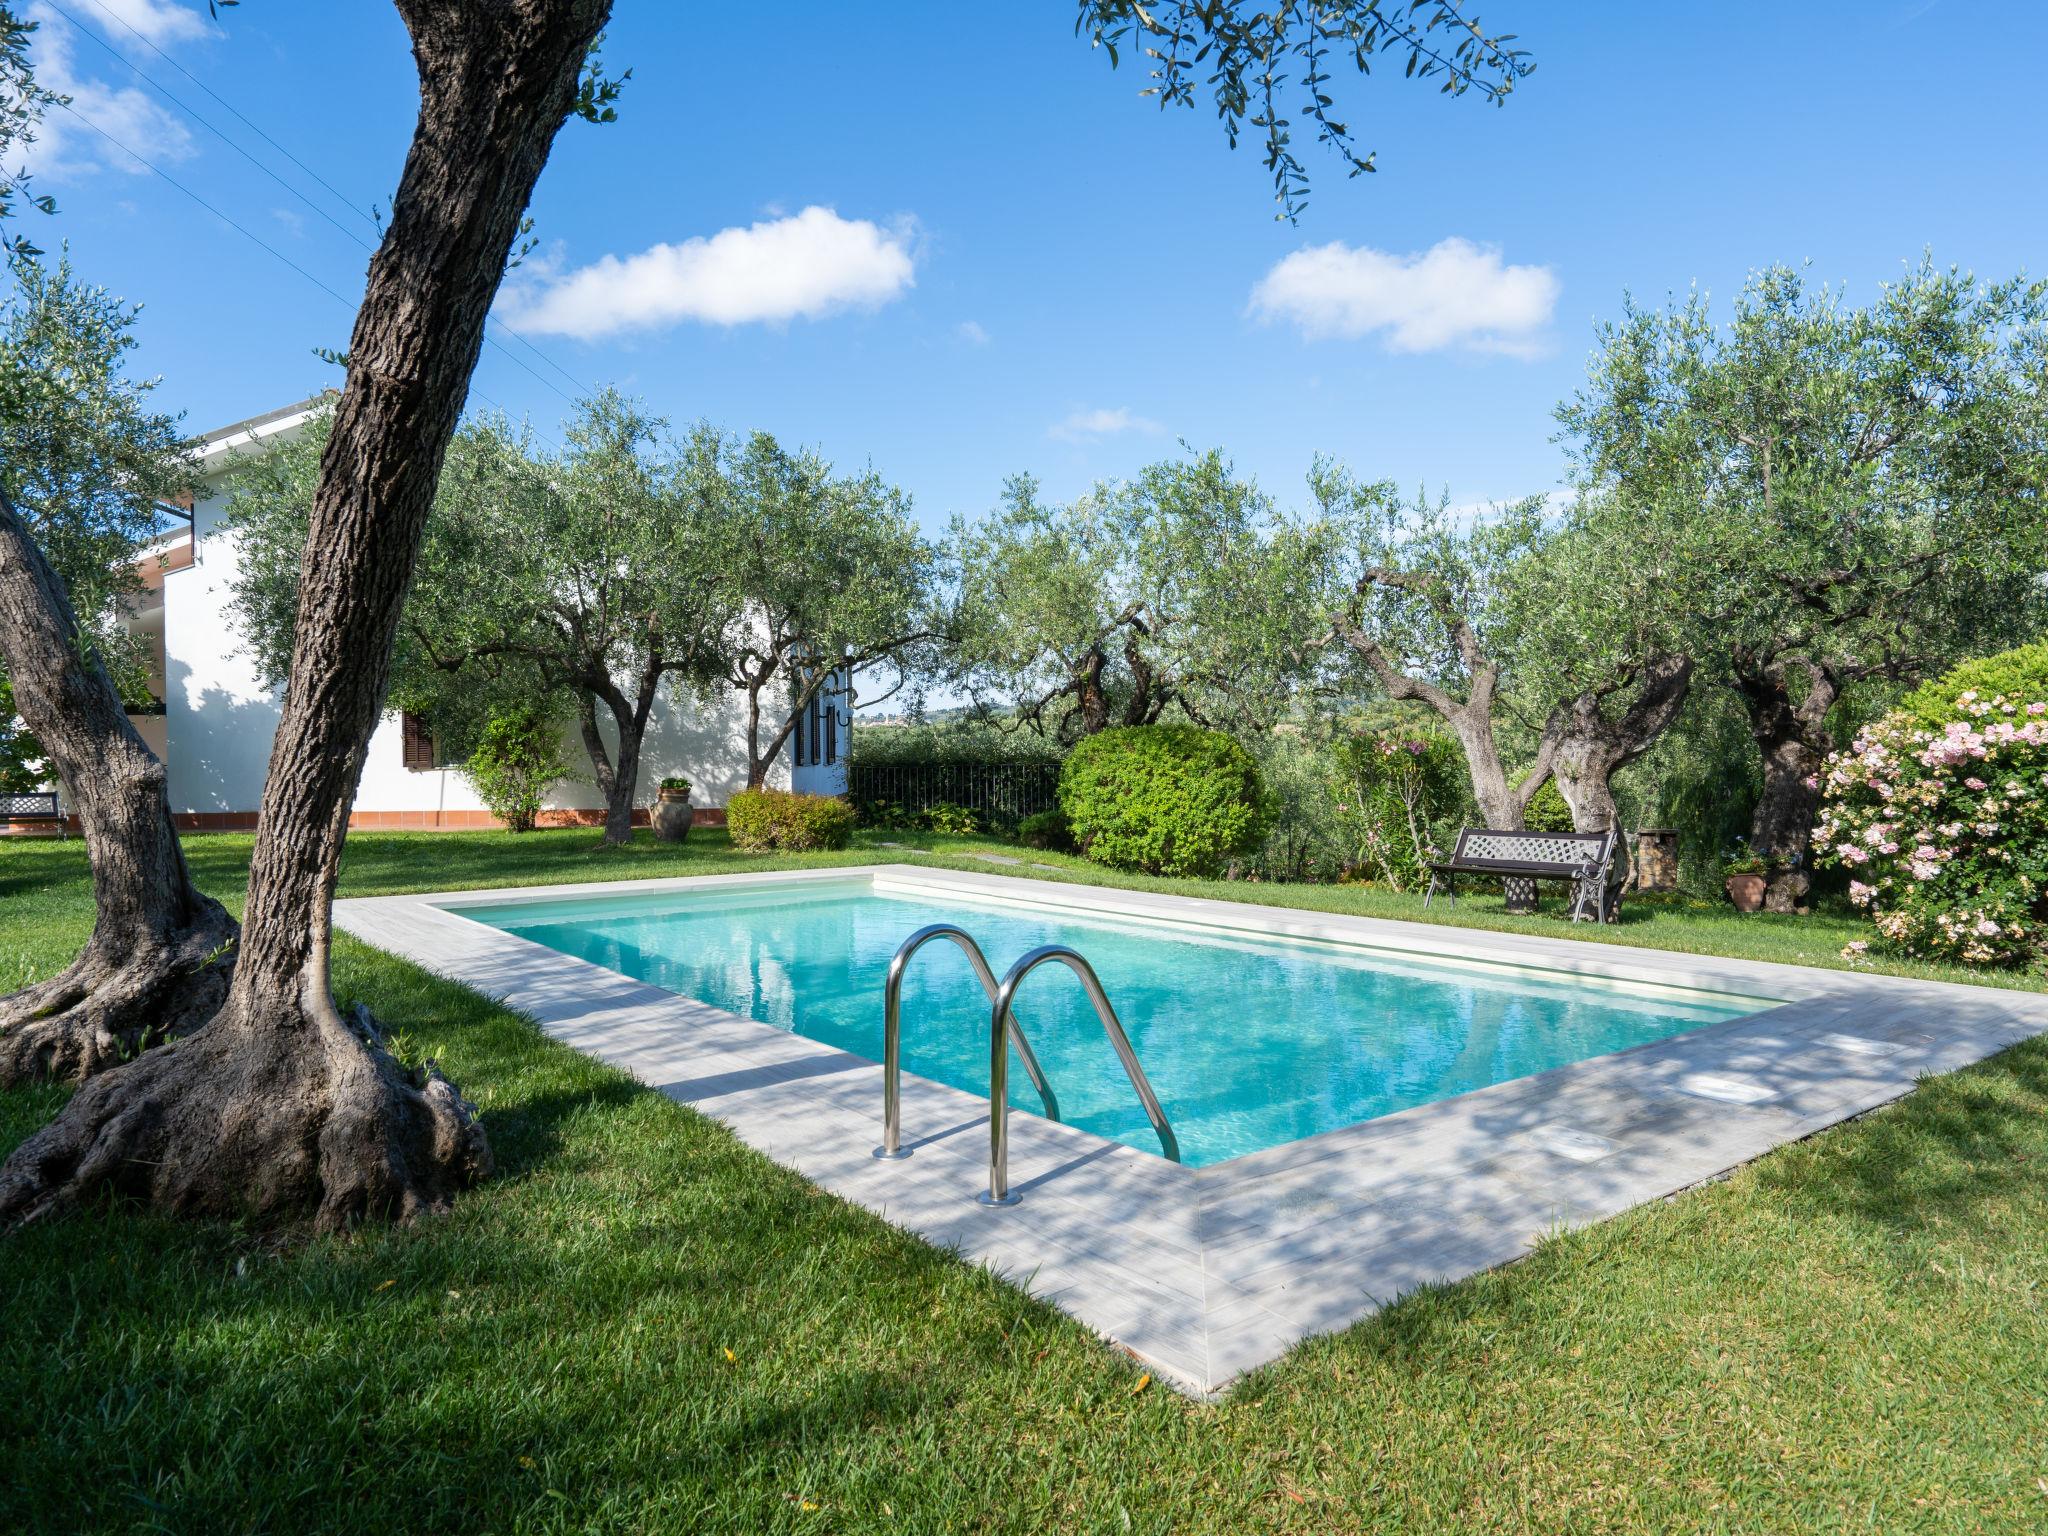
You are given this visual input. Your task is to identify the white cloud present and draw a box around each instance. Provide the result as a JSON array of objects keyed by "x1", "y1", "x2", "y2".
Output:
[
  {"x1": 1248, "y1": 236, "x2": 1559, "y2": 356},
  {"x1": 1048, "y1": 406, "x2": 1165, "y2": 443},
  {"x1": 91, "y1": 0, "x2": 209, "y2": 45},
  {"x1": 955, "y1": 319, "x2": 989, "y2": 345},
  {"x1": 17, "y1": 4, "x2": 196, "y2": 180},
  {"x1": 496, "y1": 205, "x2": 918, "y2": 338}
]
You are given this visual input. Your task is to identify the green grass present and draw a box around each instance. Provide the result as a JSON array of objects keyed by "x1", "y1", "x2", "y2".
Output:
[{"x1": 3, "y1": 828, "x2": 2047, "y2": 1533}]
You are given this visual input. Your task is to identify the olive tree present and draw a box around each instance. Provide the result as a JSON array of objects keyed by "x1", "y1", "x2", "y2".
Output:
[
  {"x1": 1314, "y1": 467, "x2": 1557, "y2": 829},
  {"x1": 716, "y1": 430, "x2": 933, "y2": 788},
  {"x1": 949, "y1": 450, "x2": 1308, "y2": 739},
  {"x1": 0, "y1": 0, "x2": 617, "y2": 1230},
  {"x1": 1312, "y1": 467, "x2": 1697, "y2": 839},
  {"x1": 1558, "y1": 261, "x2": 2048, "y2": 902},
  {"x1": 0, "y1": 254, "x2": 229, "y2": 1085},
  {"x1": 1494, "y1": 492, "x2": 1699, "y2": 833}
]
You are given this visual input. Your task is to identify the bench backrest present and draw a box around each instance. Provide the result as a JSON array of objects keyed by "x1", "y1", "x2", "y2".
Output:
[
  {"x1": 0, "y1": 791, "x2": 60, "y2": 819},
  {"x1": 1449, "y1": 826, "x2": 1615, "y2": 877}
]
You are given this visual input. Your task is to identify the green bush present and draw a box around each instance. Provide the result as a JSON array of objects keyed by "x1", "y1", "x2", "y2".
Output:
[
  {"x1": 920, "y1": 802, "x2": 982, "y2": 835},
  {"x1": 1899, "y1": 640, "x2": 2048, "y2": 727},
  {"x1": 1017, "y1": 807, "x2": 1073, "y2": 852},
  {"x1": 1330, "y1": 727, "x2": 1467, "y2": 890},
  {"x1": 853, "y1": 798, "x2": 985, "y2": 835},
  {"x1": 726, "y1": 788, "x2": 856, "y2": 851},
  {"x1": 1057, "y1": 725, "x2": 1266, "y2": 877},
  {"x1": 458, "y1": 705, "x2": 569, "y2": 833},
  {"x1": 1522, "y1": 778, "x2": 1575, "y2": 833}
]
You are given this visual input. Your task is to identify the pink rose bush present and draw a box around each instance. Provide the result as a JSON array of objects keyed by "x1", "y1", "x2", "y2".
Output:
[{"x1": 1817, "y1": 691, "x2": 2048, "y2": 967}]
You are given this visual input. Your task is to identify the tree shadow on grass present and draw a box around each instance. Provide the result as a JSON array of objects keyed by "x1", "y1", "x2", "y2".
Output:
[
  {"x1": 0, "y1": 1077, "x2": 1108, "y2": 1534},
  {"x1": 1749, "y1": 1033, "x2": 2048, "y2": 1239}
]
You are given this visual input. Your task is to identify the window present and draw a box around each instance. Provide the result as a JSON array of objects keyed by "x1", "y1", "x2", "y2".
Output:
[{"x1": 400, "y1": 710, "x2": 438, "y2": 772}]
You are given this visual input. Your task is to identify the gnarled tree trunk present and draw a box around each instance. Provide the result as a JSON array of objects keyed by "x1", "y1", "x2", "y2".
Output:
[
  {"x1": 0, "y1": 488, "x2": 239, "y2": 1084},
  {"x1": 1733, "y1": 652, "x2": 1840, "y2": 912},
  {"x1": 1549, "y1": 652, "x2": 1694, "y2": 834},
  {"x1": 573, "y1": 664, "x2": 659, "y2": 845},
  {"x1": 1329, "y1": 611, "x2": 1552, "y2": 830},
  {"x1": 0, "y1": 0, "x2": 612, "y2": 1231},
  {"x1": 1329, "y1": 604, "x2": 1556, "y2": 910}
]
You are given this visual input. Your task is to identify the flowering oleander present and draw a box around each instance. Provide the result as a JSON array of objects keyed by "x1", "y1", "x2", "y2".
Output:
[{"x1": 1816, "y1": 691, "x2": 2048, "y2": 967}]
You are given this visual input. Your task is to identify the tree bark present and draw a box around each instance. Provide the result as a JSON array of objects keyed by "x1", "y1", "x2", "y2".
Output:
[
  {"x1": 1549, "y1": 652, "x2": 1695, "y2": 834},
  {"x1": 1733, "y1": 651, "x2": 1840, "y2": 910},
  {"x1": 0, "y1": 0, "x2": 611, "y2": 1232},
  {"x1": 572, "y1": 688, "x2": 626, "y2": 841},
  {"x1": 0, "y1": 488, "x2": 239, "y2": 1084},
  {"x1": 1728, "y1": 651, "x2": 1843, "y2": 909},
  {"x1": 572, "y1": 665, "x2": 658, "y2": 845}
]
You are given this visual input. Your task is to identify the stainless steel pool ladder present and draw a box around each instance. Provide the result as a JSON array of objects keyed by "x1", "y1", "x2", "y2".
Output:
[
  {"x1": 876, "y1": 926, "x2": 1180, "y2": 1208},
  {"x1": 875, "y1": 924, "x2": 1060, "y2": 1159}
]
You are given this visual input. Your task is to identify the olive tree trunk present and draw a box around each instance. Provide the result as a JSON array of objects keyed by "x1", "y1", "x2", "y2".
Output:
[
  {"x1": 0, "y1": 0, "x2": 612, "y2": 1232},
  {"x1": 0, "y1": 488, "x2": 238, "y2": 1084},
  {"x1": 573, "y1": 669, "x2": 662, "y2": 845},
  {"x1": 1548, "y1": 652, "x2": 1695, "y2": 834},
  {"x1": 1329, "y1": 610, "x2": 1553, "y2": 830},
  {"x1": 1733, "y1": 653, "x2": 1840, "y2": 911}
]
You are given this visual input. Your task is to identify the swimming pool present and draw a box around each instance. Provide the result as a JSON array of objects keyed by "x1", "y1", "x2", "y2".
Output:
[{"x1": 454, "y1": 878, "x2": 1775, "y2": 1167}]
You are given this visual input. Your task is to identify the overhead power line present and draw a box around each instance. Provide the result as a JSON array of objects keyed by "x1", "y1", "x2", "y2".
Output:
[
  {"x1": 49, "y1": 96, "x2": 550, "y2": 445},
  {"x1": 50, "y1": 0, "x2": 597, "y2": 409}
]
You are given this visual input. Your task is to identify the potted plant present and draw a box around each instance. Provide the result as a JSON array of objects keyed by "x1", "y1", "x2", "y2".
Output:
[
  {"x1": 1723, "y1": 847, "x2": 1768, "y2": 912},
  {"x1": 651, "y1": 775, "x2": 693, "y2": 843}
]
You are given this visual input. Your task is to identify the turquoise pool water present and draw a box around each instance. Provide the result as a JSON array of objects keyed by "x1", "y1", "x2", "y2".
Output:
[{"x1": 455, "y1": 880, "x2": 1770, "y2": 1167}]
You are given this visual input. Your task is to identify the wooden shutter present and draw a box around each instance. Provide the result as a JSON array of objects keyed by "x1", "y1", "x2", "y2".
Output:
[{"x1": 401, "y1": 710, "x2": 436, "y2": 772}]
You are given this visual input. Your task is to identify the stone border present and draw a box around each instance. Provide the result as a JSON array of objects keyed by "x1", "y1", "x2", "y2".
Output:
[{"x1": 334, "y1": 865, "x2": 2048, "y2": 1397}]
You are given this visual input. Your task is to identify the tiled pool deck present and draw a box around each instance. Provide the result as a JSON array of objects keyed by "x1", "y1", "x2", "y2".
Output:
[{"x1": 334, "y1": 865, "x2": 2048, "y2": 1398}]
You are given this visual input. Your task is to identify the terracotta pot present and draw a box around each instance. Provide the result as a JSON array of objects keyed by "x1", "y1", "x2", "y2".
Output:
[
  {"x1": 651, "y1": 792, "x2": 693, "y2": 844},
  {"x1": 1725, "y1": 873, "x2": 1766, "y2": 912}
]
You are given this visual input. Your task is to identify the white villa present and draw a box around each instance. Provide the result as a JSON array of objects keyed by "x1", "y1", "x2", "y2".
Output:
[{"x1": 106, "y1": 397, "x2": 849, "y2": 832}]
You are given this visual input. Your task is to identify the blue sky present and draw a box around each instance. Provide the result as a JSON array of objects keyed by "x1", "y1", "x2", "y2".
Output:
[{"x1": 19, "y1": 0, "x2": 2048, "y2": 532}]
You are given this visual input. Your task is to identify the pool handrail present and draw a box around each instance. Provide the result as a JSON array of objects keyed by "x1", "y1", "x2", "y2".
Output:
[
  {"x1": 876, "y1": 923, "x2": 1059, "y2": 1161},
  {"x1": 983, "y1": 944, "x2": 1180, "y2": 1207}
]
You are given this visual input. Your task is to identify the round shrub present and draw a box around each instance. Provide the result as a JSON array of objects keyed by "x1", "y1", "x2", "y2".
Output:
[
  {"x1": 727, "y1": 788, "x2": 856, "y2": 852},
  {"x1": 1899, "y1": 640, "x2": 2048, "y2": 727},
  {"x1": 458, "y1": 705, "x2": 568, "y2": 833},
  {"x1": 1057, "y1": 725, "x2": 1266, "y2": 878},
  {"x1": 1817, "y1": 689, "x2": 2048, "y2": 967}
]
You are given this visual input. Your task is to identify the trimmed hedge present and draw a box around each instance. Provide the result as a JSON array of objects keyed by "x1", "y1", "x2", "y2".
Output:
[
  {"x1": 726, "y1": 788, "x2": 857, "y2": 852},
  {"x1": 849, "y1": 723, "x2": 1064, "y2": 767},
  {"x1": 1057, "y1": 725, "x2": 1266, "y2": 877},
  {"x1": 1900, "y1": 640, "x2": 2048, "y2": 727}
]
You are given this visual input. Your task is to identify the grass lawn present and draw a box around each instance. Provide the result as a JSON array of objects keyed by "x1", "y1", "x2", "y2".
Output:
[{"x1": 3, "y1": 828, "x2": 2047, "y2": 1533}]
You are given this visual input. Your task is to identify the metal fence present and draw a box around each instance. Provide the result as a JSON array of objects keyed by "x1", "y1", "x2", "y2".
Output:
[{"x1": 847, "y1": 760, "x2": 1060, "y2": 826}]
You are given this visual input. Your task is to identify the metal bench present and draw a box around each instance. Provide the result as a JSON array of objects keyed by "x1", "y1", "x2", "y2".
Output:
[
  {"x1": 0, "y1": 790, "x2": 66, "y2": 837},
  {"x1": 1425, "y1": 826, "x2": 1624, "y2": 923}
]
